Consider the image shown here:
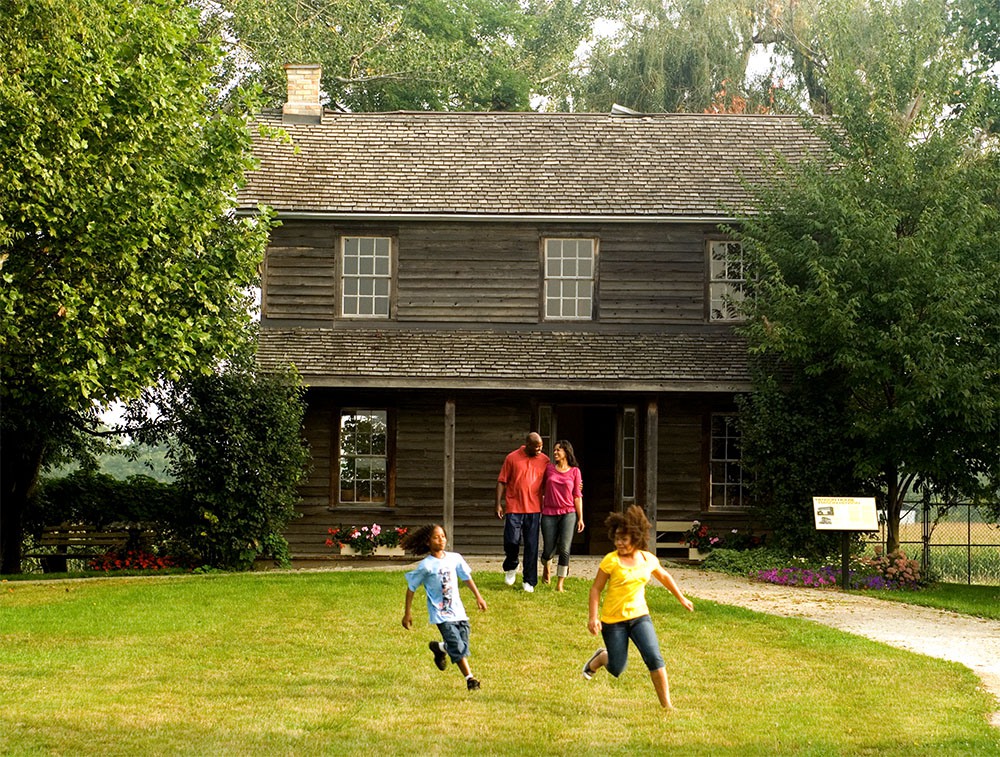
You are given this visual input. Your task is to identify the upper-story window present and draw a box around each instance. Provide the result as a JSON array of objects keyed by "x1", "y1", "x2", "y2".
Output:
[
  {"x1": 342, "y1": 236, "x2": 391, "y2": 318},
  {"x1": 709, "y1": 240, "x2": 746, "y2": 321},
  {"x1": 544, "y1": 238, "x2": 596, "y2": 320}
]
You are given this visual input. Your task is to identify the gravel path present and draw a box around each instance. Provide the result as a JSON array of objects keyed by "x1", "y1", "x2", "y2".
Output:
[{"x1": 456, "y1": 555, "x2": 1000, "y2": 728}]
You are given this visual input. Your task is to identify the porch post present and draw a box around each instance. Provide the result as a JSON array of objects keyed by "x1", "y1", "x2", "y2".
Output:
[
  {"x1": 645, "y1": 398, "x2": 659, "y2": 550},
  {"x1": 443, "y1": 398, "x2": 456, "y2": 542}
]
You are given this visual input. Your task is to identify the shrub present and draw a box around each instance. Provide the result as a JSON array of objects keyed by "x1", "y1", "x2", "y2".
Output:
[
  {"x1": 856, "y1": 548, "x2": 923, "y2": 589},
  {"x1": 701, "y1": 547, "x2": 794, "y2": 576},
  {"x1": 157, "y1": 363, "x2": 310, "y2": 570},
  {"x1": 26, "y1": 470, "x2": 179, "y2": 541}
]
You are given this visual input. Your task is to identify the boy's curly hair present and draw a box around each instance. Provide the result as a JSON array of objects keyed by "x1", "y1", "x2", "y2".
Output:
[
  {"x1": 399, "y1": 524, "x2": 444, "y2": 556},
  {"x1": 605, "y1": 505, "x2": 652, "y2": 551}
]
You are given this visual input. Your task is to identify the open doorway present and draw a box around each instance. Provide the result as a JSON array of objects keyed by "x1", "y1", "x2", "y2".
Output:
[{"x1": 552, "y1": 405, "x2": 618, "y2": 556}]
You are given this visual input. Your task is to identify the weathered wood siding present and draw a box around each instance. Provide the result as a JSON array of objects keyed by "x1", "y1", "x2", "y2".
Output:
[
  {"x1": 285, "y1": 390, "x2": 533, "y2": 558},
  {"x1": 284, "y1": 389, "x2": 746, "y2": 558},
  {"x1": 263, "y1": 222, "x2": 337, "y2": 319},
  {"x1": 263, "y1": 220, "x2": 721, "y2": 325}
]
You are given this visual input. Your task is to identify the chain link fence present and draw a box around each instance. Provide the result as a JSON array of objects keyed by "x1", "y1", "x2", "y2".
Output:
[{"x1": 864, "y1": 500, "x2": 1000, "y2": 585}]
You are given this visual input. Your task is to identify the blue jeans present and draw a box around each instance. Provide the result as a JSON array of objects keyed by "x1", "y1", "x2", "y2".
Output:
[
  {"x1": 601, "y1": 614, "x2": 665, "y2": 677},
  {"x1": 541, "y1": 513, "x2": 577, "y2": 577},
  {"x1": 502, "y1": 512, "x2": 540, "y2": 586}
]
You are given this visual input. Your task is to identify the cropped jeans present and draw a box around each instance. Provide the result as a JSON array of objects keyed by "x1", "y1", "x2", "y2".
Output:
[
  {"x1": 540, "y1": 512, "x2": 577, "y2": 577},
  {"x1": 601, "y1": 614, "x2": 665, "y2": 677}
]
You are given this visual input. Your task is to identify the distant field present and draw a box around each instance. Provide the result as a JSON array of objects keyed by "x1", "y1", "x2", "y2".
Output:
[{"x1": 866, "y1": 520, "x2": 1000, "y2": 585}]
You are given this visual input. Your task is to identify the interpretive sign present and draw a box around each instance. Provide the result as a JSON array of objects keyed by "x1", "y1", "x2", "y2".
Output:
[{"x1": 812, "y1": 496, "x2": 879, "y2": 532}]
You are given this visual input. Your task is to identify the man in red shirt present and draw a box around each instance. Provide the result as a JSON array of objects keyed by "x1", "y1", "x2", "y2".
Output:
[{"x1": 495, "y1": 432, "x2": 549, "y2": 592}]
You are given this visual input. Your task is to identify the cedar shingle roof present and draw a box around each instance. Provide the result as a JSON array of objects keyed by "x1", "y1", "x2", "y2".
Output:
[
  {"x1": 256, "y1": 327, "x2": 752, "y2": 391},
  {"x1": 240, "y1": 110, "x2": 824, "y2": 218}
]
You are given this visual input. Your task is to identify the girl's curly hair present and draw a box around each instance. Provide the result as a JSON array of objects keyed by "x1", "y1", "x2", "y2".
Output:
[
  {"x1": 399, "y1": 523, "x2": 445, "y2": 556},
  {"x1": 605, "y1": 505, "x2": 652, "y2": 551}
]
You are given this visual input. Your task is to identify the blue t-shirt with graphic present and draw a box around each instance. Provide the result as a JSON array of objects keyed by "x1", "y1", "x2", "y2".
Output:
[{"x1": 405, "y1": 551, "x2": 472, "y2": 625}]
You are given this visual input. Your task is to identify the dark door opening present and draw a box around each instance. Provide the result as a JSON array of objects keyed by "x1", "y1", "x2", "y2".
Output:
[{"x1": 552, "y1": 406, "x2": 618, "y2": 556}]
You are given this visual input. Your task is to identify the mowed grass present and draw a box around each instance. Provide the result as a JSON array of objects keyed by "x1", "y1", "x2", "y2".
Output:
[
  {"x1": 855, "y1": 582, "x2": 1000, "y2": 620},
  {"x1": 1, "y1": 570, "x2": 997, "y2": 756}
]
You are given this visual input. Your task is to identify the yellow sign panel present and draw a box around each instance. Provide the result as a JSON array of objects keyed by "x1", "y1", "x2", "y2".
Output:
[{"x1": 812, "y1": 496, "x2": 879, "y2": 532}]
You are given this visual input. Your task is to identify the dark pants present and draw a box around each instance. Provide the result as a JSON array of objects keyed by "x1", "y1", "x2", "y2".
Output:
[
  {"x1": 502, "y1": 511, "x2": 540, "y2": 587},
  {"x1": 541, "y1": 512, "x2": 577, "y2": 576}
]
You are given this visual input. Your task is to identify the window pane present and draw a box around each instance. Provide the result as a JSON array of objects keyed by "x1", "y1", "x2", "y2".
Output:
[
  {"x1": 342, "y1": 237, "x2": 392, "y2": 319},
  {"x1": 710, "y1": 413, "x2": 747, "y2": 509},
  {"x1": 544, "y1": 238, "x2": 595, "y2": 320},
  {"x1": 339, "y1": 410, "x2": 389, "y2": 505}
]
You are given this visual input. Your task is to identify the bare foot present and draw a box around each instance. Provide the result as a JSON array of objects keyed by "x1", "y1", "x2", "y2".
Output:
[{"x1": 542, "y1": 561, "x2": 551, "y2": 584}]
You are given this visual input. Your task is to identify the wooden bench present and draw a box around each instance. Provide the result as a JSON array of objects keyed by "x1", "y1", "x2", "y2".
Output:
[
  {"x1": 24, "y1": 522, "x2": 129, "y2": 572},
  {"x1": 655, "y1": 519, "x2": 697, "y2": 560}
]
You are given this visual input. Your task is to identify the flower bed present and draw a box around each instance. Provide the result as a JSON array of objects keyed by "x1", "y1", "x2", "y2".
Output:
[
  {"x1": 753, "y1": 550, "x2": 924, "y2": 590},
  {"x1": 326, "y1": 524, "x2": 408, "y2": 556}
]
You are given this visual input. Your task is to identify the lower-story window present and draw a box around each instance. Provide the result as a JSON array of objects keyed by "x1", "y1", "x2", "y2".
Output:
[
  {"x1": 339, "y1": 409, "x2": 389, "y2": 505},
  {"x1": 710, "y1": 413, "x2": 746, "y2": 509}
]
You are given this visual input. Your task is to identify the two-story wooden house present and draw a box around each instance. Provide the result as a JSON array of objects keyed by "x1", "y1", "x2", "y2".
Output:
[{"x1": 238, "y1": 64, "x2": 823, "y2": 559}]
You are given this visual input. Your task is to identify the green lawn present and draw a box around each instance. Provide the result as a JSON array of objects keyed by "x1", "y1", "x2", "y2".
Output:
[
  {"x1": 1, "y1": 570, "x2": 997, "y2": 756},
  {"x1": 850, "y1": 581, "x2": 1000, "y2": 620}
]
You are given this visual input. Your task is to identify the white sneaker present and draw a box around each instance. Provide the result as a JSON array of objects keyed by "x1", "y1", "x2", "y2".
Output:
[
  {"x1": 523, "y1": 583, "x2": 534, "y2": 593},
  {"x1": 504, "y1": 569, "x2": 517, "y2": 586}
]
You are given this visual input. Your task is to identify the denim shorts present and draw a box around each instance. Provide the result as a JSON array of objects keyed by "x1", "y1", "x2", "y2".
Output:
[
  {"x1": 437, "y1": 620, "x2": 471, "y2": 663},
  {"x1": 600, "y1": 614, "x2": 665, "y2": 676}
]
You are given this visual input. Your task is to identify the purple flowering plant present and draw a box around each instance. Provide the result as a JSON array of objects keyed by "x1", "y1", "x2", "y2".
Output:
[{"x1": 754, "y1": 549, "x2": 923, "y2": 590}]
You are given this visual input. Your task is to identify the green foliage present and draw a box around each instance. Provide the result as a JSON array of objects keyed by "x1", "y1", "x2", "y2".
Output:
[
  {"x1": 27, "y1": 470, "x2": 179, "y2": 533},
  {"x1": 0, "y1": 0, "x2": 269, "y2": 573},
  {"x1": 149, "y1": 363, "x2": 310, "y2": 570},
  {"x1": 701, "y1": 547, "x2": 795, "y2": 576},
  {"x1": 213, "y1": 0, "x2": 601, "y2": 111},
  {"x1": 737, "y1": 0, "x2": 1000, "y2": 553},
  {"x1": 737, "y1": 374, "x2": 860, "y2": 556},
  {"x1": 575, "y1": 0, "x2": 777, "y2": 113}
]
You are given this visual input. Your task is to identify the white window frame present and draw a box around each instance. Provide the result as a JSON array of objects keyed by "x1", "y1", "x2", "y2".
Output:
[
  {"x1": 709, "y1": 413, "x2": 747, "y2": 510},
  {"x1": 620, "y1": 407, "x2": 638, "y2": 504},
  {"x1": 708, "y1": 240, "x2": 746, "y2": 322},
  {"x1": 544, "y1": 238, "x2": 596, "y2": 321},
  {"x1": 341, "y1": 236, "x2": 392, "y2": 318}
]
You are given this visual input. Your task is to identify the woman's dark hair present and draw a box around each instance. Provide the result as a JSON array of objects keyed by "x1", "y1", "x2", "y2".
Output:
[
  {"x1": 605, "y1": 505, "x2": 651, "y2": 551},
  {"x1": 553, "y1": 439, "x2": 578, "y2": 468},
  {"x1": 400, "y1": 523, "x2": 445, "y2": 555}
]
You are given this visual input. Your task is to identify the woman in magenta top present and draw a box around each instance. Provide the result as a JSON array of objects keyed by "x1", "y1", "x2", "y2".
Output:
[{"x1": 540, "y1": 439, "x2": 584, "y2": 591}]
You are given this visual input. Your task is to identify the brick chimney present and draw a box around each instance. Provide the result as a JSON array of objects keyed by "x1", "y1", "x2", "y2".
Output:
[{"x1": 282, "y1": 63, "x2": 323, "y2": 123}]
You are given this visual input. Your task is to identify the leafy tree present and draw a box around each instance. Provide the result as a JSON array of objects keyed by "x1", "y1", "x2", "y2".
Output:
[
  {"x1": 737, "y1": 373, "x2": 860, "y2": 556},
  {"x1": 737, "y1": 0, "x2": 1000, "y2": 552},
  {"x1": 212, "y1": 0, "x2": 601, "y2": 111},
  {"x1": 0, "y1": 0, "x2": 268, "y2": 573},
  {"x1": 575, "y1": 0, "x2": 779, "y2": 113},
  {"x1": 130, "y1": 361, "x2": 310, "y2": 570}
]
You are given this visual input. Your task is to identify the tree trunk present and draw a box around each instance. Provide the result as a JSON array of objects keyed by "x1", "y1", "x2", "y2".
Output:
[
  {"x1": 884, "y1": 470, "x2": 902, "y2": 554},
  {"x1": 0, "y1": 421, "x2": 44, "y2": 574}
]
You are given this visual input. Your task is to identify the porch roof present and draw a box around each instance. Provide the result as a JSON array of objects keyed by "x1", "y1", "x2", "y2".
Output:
[
  {"x1": 257, "y1": 326, "x2": 752, "y2": 392},
  {"x1": 239, "y1": 110, "x2": 825, "y2": 219}
]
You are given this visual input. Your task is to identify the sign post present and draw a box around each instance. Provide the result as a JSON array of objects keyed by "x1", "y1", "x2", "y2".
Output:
[{"x1": 813, "y1": 497, "x2": 879, "y2": 590}]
